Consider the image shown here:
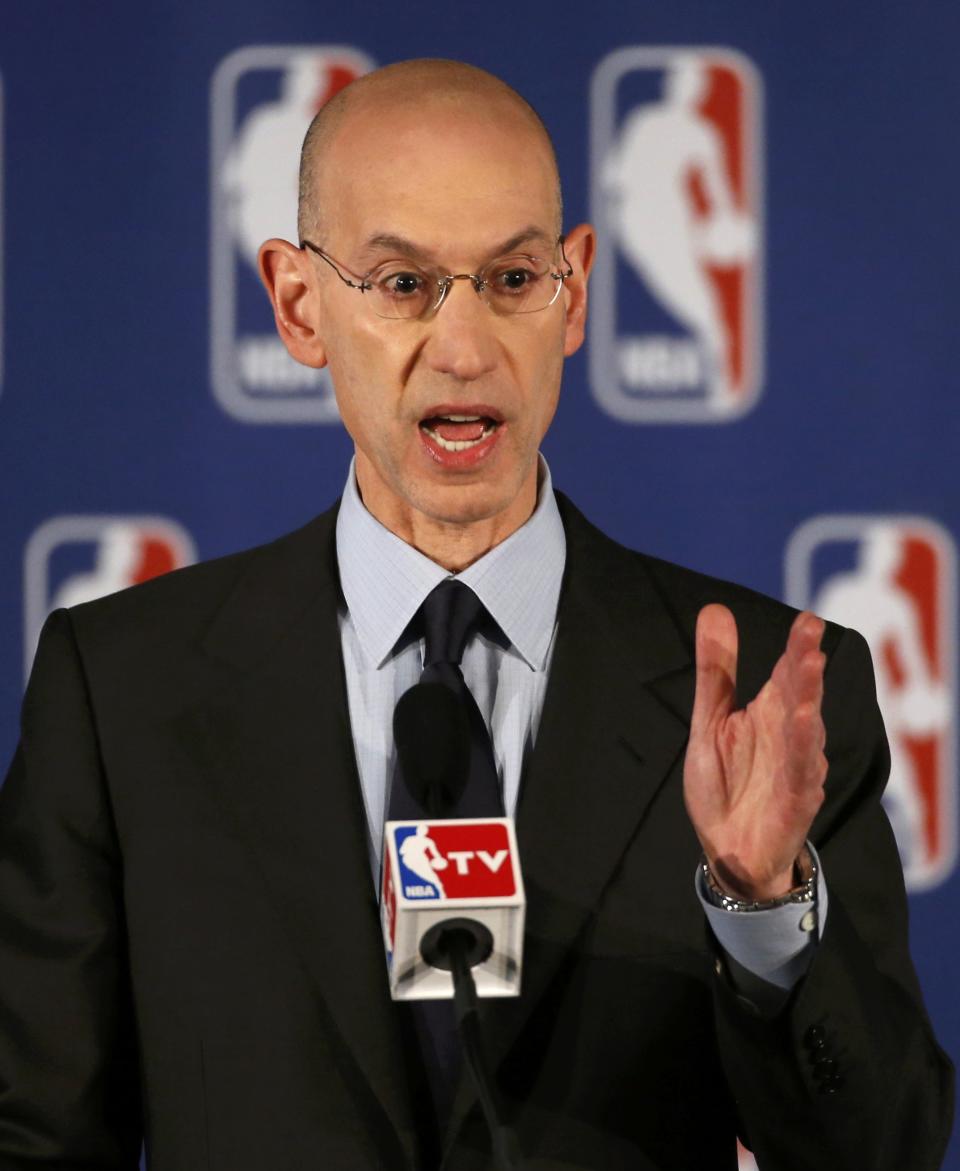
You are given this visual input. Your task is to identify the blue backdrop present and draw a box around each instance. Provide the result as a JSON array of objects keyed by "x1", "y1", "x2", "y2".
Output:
[{"x1": 1, "y1": 2, "x2": 957, "y2": 1166}]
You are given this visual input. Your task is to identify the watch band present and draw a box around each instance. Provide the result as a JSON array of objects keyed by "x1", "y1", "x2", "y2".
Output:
[{"x1": 701, "y1": 845, "x2": 817, "y2": 913}]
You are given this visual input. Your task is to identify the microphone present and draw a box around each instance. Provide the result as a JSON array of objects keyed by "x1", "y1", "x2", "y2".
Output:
[
  {"x1": 383, "y1": 682, "x2": 525, "y2": 1002},
  {"x1": 381, "y1": 815, "x2": 525, "y2": 1001},
  {"x1": 384, "y1": 682, "x2": 526, "y2": 1171},
  {"x1": 393, "y1": 682, "x2": 470, "y2": 817}
]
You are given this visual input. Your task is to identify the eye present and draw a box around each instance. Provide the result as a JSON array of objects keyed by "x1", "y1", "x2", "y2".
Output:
[
  {"x1": 499, "y1": 268, "x2": 533, "y2": 290},
  {"x1": 377, "y1": 269, "x2": 429, "y2": 297},
  {"x1": 487, "y1": 257, "x2": 547, "y2": 295}
]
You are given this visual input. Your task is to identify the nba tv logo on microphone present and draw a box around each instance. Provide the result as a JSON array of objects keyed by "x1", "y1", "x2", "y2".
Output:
[
  {"x1": 786, "y1": 515, "x2": 957, "y2": 892},
  {"x1": 209, "y1": 45, "x2": 374, "y2": 423},
  {"x1": 393, "y1": 822, "x2": 517, "y2": 901},
  {"x1": 589, "y1": 46, "x2": 764, "y2": 422},
  {"x1": 23, "y1": 515, "x2": 196, "y2": 680},
  {"x1": 382, "y1": 818, "x2": 525, "y2": 1000}
]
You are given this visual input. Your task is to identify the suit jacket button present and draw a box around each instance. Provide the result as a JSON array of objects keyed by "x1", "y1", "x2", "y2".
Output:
[
  {"x1": 804, "y1": 1024, "x2": 827, "y2": 1049},
  {"x1": 818, "y1": 1075, "x2": 844, "y2": 1095},
  {"x1": 813, "y1": 1058, "x2": 838, "y2": 1078}
]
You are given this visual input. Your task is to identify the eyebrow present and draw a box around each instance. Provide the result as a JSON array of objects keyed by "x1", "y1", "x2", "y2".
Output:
[{"x1": 357, "y1": 225, "x2": 556, "y2": 266}]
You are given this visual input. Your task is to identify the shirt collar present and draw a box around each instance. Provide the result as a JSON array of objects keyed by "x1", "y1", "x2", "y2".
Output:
[{"x1": 336, "y1": 456, "x2": 566, "y2": 671}]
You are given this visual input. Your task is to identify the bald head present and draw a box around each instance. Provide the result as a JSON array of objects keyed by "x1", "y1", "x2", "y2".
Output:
[{"x1": 296, "y1": 58, "x2": 562, "y2": 244}]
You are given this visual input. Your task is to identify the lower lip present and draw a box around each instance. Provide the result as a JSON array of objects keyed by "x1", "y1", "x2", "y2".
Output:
[{"x1": 418, "y1": 423, "x2": 504, "y2": 469}]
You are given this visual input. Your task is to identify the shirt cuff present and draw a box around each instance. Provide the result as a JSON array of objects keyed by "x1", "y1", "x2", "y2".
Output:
[{"x1": 695, "y1": 845, "x2": 828, "y2": 992}]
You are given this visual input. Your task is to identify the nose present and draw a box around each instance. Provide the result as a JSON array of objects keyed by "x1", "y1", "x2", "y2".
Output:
[{"x1": 422, "y1": 277, "x2": 500, "y2": 382}]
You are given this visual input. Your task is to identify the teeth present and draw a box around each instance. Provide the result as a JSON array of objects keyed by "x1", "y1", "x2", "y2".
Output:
[
  {"x1": 443, "y1": 414, "x2": 481, "y2": 422},
  {"x1": 422, "y1": 422, "x2": 496, "y2": 452}
]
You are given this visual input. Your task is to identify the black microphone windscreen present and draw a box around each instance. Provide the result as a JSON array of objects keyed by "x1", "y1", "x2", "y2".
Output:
[{"x1": 393, "y1": 682, "x2": 471, "y2": 816}]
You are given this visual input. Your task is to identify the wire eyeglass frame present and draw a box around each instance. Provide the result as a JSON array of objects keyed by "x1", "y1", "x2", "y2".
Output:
[{"x1": 299, "y1": 235, "x2": 573, "y2": 320}]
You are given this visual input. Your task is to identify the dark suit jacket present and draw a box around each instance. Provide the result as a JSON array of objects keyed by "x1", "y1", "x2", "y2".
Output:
[{"x1": 0, "y1": 495, "x2": 952, "y2": 1171}]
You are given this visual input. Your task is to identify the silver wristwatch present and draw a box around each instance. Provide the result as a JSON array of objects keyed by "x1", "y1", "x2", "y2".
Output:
[{"x1": 701, "y1": 845, "x2": 817, "y2": 912}]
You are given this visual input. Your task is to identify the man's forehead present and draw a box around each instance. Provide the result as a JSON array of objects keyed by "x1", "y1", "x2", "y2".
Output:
[
  {"x1": 317, "y1": 107, "x2": 558, "y2": 245},
  {"x1": 327, "y1": 94, "x2": 552, "y2": 175}
]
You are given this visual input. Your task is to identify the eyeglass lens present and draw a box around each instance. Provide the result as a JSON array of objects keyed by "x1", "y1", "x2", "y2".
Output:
[{"x1": 365, "y1": 254, "x2": 565, "y2": 319}]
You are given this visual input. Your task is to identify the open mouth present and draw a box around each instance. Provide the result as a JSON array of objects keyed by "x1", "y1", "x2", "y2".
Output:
[{"x1": 419, "y1": 413, "x2": 501, "y2": 453}]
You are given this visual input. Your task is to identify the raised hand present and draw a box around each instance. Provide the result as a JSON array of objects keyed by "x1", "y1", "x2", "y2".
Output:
[{"x1": 683, "y1": 604, "x2": 828, "y2": 901}]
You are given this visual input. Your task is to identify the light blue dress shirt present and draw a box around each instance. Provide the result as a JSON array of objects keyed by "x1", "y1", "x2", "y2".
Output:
[{"x1": 335, "y1": 457, "x2": 824, "y2": 996}]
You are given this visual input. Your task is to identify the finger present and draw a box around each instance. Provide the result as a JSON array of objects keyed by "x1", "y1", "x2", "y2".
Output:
[
  {"x1": 691, "y1": 604, "x2": 738, "y2": 734},
  {"x1": 786, "y1": 611, "x2": 825, "y2": 664},
  {"x1": 786, "y1": 700, "x2": 828, "y2": 787},
  {"x1": 779, "y1": 613, "x2": 826, "y2": 707}
]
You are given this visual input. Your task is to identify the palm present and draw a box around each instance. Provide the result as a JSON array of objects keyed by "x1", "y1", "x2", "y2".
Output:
[{"x1": 683, "y1": 604, "x2": 827, "y2": 900}]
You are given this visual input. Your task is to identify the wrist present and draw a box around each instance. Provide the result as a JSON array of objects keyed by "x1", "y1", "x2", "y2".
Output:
[{"x1": 702, "y1": 847, "x2": 817, "y2": 913}]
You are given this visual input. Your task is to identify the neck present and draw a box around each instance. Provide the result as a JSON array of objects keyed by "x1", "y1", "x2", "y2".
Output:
[{"x1": 353, "y1": 456, "x2": 540, "y2": 573}]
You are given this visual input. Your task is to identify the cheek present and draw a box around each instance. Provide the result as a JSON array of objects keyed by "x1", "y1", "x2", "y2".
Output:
[
  {"x1": 526, "y1": 336, "x2": 564, "y2": 426},
  {"x1": 323, "y1": 324, "x2": 382, "y2": 416}
]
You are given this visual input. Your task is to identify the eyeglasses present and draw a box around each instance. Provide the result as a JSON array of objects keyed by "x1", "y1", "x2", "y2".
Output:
[{"x1": 299, "y1": 236, "x2": 573, "y2": 320}]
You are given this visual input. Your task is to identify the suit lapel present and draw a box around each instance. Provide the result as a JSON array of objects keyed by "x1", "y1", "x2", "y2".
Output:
[
  {"x1": 188, "y1": 510, "x2": 418, "y2": 1166},
  {"x1": 444, "y1": 497, "x2": 696, "y2": 1148}
]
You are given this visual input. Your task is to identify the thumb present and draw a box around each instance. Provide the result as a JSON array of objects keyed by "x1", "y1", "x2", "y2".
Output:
[{"x1": 690, "y1": 604, "x2": 738, "y2": 735}]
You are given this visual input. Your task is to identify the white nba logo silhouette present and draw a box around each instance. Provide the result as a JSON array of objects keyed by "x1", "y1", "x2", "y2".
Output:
[
  {"x1": 786, "y1": 516, "x2": 957, "y2": 891},
  {"x1": 23, "y1": 515, "x2": 196, "y2": 680},
  {"x1": 399, "y1": 825, "x2": 449, "y2": 897},
  {"x1": 210, "y1": 46, "x2": 374, "y2": 423},
  {"x1": 590, "y1": 47, "x2": 764, "y2": 423}
]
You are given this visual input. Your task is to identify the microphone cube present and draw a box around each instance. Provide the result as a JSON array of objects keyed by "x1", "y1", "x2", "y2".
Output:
[{"x1": 381, "y1": 817, "x2": 525, "y2": 1000}]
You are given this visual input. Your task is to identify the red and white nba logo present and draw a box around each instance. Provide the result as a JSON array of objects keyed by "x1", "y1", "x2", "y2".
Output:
[
  {"x1": 589, "y1": 47, "x2": 763, "y2": 423},
  {"x1": 23, "y1": 515, "x2": 196, "y2": 680},
  {"x1": 393, "y1": 822, "x2": 516, "y2": 901},
  {"x1": 209, "y1": 45, "x2": 374, "y2": 423},
  {"x1": 786, "y1": 515, "x2": 957, "y2": 891}
]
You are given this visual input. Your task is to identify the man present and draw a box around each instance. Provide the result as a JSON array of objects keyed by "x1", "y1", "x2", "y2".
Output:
[{"x1": 0, "y1": 59, "x2": 952, "y2": 1171}]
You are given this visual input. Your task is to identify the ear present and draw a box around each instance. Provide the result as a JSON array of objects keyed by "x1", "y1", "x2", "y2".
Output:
[
  {"x1": 560, "y1": 222, "x2": 596, "y2": 358},
  {"x1": 257, "y1": 238, "x2": 328, "y2": 368}
]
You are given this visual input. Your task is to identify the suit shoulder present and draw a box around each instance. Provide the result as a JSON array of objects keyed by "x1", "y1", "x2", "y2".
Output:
[{"x1": 556, "y1": 491, "x2": 848, "y2": 664}]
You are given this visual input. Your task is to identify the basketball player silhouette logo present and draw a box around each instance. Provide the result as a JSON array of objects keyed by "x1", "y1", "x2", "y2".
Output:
[
  {"x1": 590, "y1": 47, "x2": 763, "y2": 423},
  {"x1": 813, "y1": 525, "x2": 950, "y2": 879},
  {"x1": 23, "y1": 514, "x2": 196, "y2": 682},
  {"x1": 210, "y1": 45, "x2": 374, "y2": 422},
  {"x1": 603, "y1": 56, "x2": 756, "y2": 412},
  {"x1": 786, "y1": 514, "x2": 957, "y2": 891},
  {"x1": 399, "y1": 825, "x2": 449, "y2": 898},
  {"x1": 222, "y1": 51, "x2": 364, "y2": 273}
]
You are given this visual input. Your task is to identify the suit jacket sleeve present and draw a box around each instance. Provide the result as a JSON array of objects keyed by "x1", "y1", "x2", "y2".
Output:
[
  {"x1": 713, "y1": 624, "x2": 954, "y2": 1171},
  {"x1": 0, "y1": 609, "x2": 143, "y2": 1169}
]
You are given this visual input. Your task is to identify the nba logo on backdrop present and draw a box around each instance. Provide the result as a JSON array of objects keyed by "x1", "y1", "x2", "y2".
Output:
[
  {"x1": 23, "y1": 516, "x2": 196, "y2": 679},
  {"x1": 209, "y1": 45, "x2": 374, "y2": 423},
  {"x1": 786, "y1": 516, "x2": 957, "y2": 891},
  {"x1": 589, "y1": 47, "x2": 763, "y2": 422}
]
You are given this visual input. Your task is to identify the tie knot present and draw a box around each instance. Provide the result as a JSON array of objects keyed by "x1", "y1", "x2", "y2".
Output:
[{"x1": 421, "y1": 580, "x2": 486, "y2": 668}]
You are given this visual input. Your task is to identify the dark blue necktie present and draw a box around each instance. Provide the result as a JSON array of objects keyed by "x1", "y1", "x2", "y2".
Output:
[{"x1": 389, "y1": 579, "x2": 504, "y2": 821}]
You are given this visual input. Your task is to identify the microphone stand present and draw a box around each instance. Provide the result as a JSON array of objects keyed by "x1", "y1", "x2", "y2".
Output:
[{"x1": 441, "y1": 928, "x2": 522, "y2": 1171}]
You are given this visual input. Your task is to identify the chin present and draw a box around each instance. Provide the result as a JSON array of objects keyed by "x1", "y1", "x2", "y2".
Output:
[{"x1": 413, "y1": 479, "x2": 520, "y2": 528}]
